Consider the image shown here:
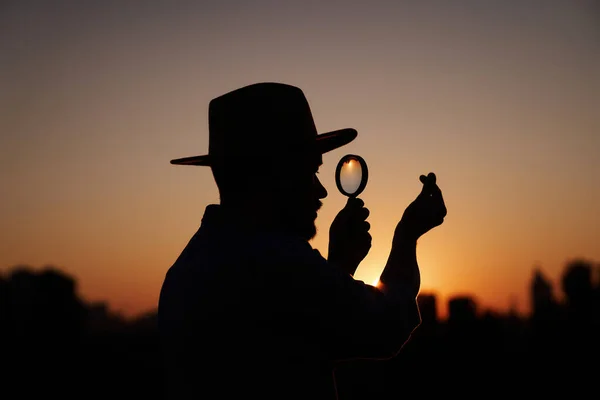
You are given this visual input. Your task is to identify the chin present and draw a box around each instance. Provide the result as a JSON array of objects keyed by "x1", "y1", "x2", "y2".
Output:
[
  {"x1": 279, "y1": 208, "x2": 317, "y2": 240},
  {"x1": 302, "y1": 224, "x2": 318, "y2": 241}
]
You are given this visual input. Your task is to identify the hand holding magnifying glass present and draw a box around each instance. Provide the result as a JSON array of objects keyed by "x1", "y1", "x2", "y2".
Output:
[{"x1": 328, "y1": 154, "x2": 371, "y2": 276}]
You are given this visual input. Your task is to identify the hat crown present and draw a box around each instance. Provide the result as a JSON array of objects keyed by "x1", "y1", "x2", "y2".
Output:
[{"x1": 208, "y1": 83, "x2": 318, "y2": 167}]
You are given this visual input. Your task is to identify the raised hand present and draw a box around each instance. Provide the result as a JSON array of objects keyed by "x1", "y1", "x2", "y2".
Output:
[
  {"x1": 328, "y1": 197, "x2": 372, "y2": 276},
  {"x1": 397, "y1": 172, "x2": 447, "y2": 241}
]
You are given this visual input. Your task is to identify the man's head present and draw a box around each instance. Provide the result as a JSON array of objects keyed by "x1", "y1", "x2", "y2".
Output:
[
  {"x1": 170, "y1": 82, "x2": 357, "y2": 240},
  {"x1": 211, "y1": 151, "x2": 327, "y2": 240}
]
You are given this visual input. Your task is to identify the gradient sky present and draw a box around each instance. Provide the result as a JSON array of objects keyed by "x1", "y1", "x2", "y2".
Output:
[{"x1": 2, "y1": 0, "x2": 599, "y2": 319}]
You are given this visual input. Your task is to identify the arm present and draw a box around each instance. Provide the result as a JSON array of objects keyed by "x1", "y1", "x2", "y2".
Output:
[
  {"x1": 294, "y1": 247, "x2": 422, "y2": 362},
  {"x1": 379, "y1": 172, "x2": 447, "y2": 296},
  {"x1": 324, "y1": 172, "x2": 447, "y2": 361},
  {"x1": 378, "y1": 226, "x2": 419, "y2": 299}
]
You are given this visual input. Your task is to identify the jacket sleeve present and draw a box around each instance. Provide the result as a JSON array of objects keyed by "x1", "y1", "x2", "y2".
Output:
[{"x1": 257, "y1": 236, "x2": 421, "y2": 362}]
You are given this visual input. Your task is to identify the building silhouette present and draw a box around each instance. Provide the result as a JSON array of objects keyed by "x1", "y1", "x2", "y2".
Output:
[{"x1": 2, "y1": 259, "x2": 599, "y2": 399}]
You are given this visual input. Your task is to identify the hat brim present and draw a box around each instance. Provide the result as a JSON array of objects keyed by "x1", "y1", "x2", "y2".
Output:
[{"x1": 170, "y1": 128, "x2": 357, "y2": 166}]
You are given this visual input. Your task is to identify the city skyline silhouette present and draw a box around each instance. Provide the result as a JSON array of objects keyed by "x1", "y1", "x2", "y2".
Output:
[{"x1": 2, "y1": 257, "x2": 598, "y2": 399}]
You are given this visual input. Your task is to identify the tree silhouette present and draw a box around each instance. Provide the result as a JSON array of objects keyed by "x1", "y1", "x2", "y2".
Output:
[{"x1": 2, "y1": 258, "x2": 599, "y2": 399}]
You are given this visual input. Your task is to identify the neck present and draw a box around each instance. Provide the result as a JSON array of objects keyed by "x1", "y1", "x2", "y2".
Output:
[{"x1": 219, "y1": 201, "x2": 277, "y2": 232}]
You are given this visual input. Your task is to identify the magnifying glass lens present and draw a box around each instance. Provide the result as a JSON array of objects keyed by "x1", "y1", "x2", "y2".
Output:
[{"x1": 335, "y1": 154, "x2": 368, "y2": 198}]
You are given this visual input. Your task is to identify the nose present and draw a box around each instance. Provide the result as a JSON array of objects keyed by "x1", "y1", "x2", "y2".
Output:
[{"x1": 315, "y1": 175, "x2": 328, "y2": 199}]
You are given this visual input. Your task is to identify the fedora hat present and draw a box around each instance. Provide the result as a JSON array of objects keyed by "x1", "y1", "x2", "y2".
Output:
[{"x1": 170, "y1": 82, "x2": 357, "y2": 167}]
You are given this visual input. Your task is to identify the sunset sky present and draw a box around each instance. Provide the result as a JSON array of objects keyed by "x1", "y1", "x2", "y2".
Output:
[{"x1": 2, "y1": 0, "x2": 599, "y2": 319}]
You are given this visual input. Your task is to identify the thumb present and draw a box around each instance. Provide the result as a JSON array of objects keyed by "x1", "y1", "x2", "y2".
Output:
[
  {"x1": 334, "y1": 197, "x2": 357, "y2": 221},
  {"x1": 418, "y1": 172, "x2": 437, "y2": 196},
  {"x1": 346, "y1": 196, "x2": 365, "y2": 209}
]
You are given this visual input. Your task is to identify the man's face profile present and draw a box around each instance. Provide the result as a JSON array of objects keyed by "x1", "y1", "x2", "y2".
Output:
[{"x1": 267, "y1": 154, "x2": 327, "y2": 241}]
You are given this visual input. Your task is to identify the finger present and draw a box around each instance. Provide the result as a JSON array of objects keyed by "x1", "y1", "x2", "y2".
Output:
[
  {"x1": 344, "y1": 207, "x2": 369, "y2": 227},
  {"x1": 419, "y1": 172, "x2": 436, "y2": 184},
  {"x1": 427, "y1": 172, "x2": 436, "y2": 184},
  {"x1": 358, "y1": 207, "x2": 370, "y2": 221},
  {"x1": 431, "y1": 217, "x2": 444, "y2": 228},
  {"x1": 418, "y1": 176, "x2": 428, "y2": 197},
  {"x1": 361, "y1": 221, "x2": 371, "y2": 232},
  {"x1": 347, "y1": 197, "x2": 365, "y2": 209},
  {"x1": 359, "y1": 231, "x2": 373, "y2": 246},
  {"x1": 365, "y1": 234, "x2": 373, "y2": 248},
  {"x1": 346, "y1": 199, "x2": 369, "y2": 219},
  {"x1": 431, "y1": 198, "x2": 447, "y2": 223},
  {"x1": 420, "y1": 173, "x2": 441, "y2": 198},
  {"x1": 429, "y1": 187, "x2": 446, "y2": 220},
  {"x1": 439, "y1": 202, "x2": 447, "y2": 219},
  {"x1": 338, "y1": 197, "x2": 362, "y2": 218},
  {"x1": 429, "y1": 182, "x2": 443, "y2": 199},
  {"x1": 418, "y1": 174, "x2": 434, "y2": 198},
  {"x1": 428, "y1": 180, "x2": 445, "y2": 206}
]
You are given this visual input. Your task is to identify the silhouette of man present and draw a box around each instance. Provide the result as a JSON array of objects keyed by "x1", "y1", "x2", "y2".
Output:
[{"x1": 158, "y1": 83, "x2": 447, "y2": 400}]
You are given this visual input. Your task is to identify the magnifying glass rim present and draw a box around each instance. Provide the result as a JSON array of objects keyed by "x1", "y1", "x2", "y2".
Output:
[{"x1": 335, "y1": 154, "x2": 369, "y2": 198}]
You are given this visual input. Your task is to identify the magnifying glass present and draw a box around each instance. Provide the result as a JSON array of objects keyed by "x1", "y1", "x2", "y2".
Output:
[{"x1": 335, "y1": 154, "x2": 368, "y2": 198}]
